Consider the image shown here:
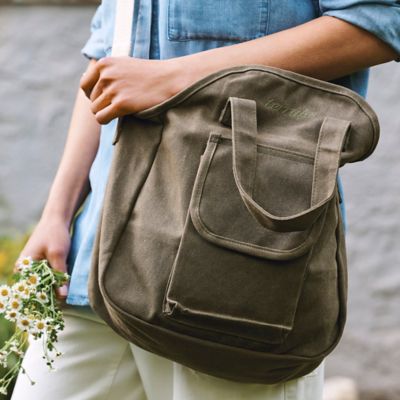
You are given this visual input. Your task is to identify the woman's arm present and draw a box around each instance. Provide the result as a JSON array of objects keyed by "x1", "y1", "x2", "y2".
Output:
[
  {"x1": 41, "y1": 72, "x2": 100, "y2": 225},
  {"x1": 179, "y1": 16, "x2": 398, "y2": 84},
  {"x1": 80, "y1": 16, "x2": 398, "y2": 124},
  {"x1": 17, "y1": 60, "x2": 101, "y2": 298}
]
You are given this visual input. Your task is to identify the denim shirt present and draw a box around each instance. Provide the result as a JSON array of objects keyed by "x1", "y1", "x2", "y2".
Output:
[{"x1": 66, "y1": 0, "x2": 400, "y2": 306}]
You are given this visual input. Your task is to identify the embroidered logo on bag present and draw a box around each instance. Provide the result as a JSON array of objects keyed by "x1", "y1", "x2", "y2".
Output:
[{"x1": 264, "y1": 99, "x2": 317, "y2": 120}]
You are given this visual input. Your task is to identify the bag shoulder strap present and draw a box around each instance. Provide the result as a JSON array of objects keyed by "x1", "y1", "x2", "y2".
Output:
[{"x1": 112, "y1": 0, "x2": 135, "y2": 57}]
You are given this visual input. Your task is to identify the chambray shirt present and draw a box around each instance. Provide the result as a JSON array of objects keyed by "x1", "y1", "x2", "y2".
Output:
[{"x1": 66, "y1": 0, "x2": 400, "y2": 306}]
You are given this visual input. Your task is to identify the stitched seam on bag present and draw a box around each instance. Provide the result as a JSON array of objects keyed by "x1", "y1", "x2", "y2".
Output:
[
  {"x1": 311, "y1": 119, "x2": 326, "y2": 206},
  {"x1": 163, "y1": 305, "x2": 286, "y2": 345},
  {"x1": 163, "y1": 133, "x2": 220, "y2": 316},
  {"x1": 195, "y1": 208, "x2": 312, "y2": 255},
  {"x1": 219, "y1": 136, "x2": 315, "y2": 163},
  {"x1": 259, "y1": 147, "x2": 314, "y2": 164},
  {"x1": 138, "y1": 66, "x2": 347, "y2": 118},
  {"x1": 167, "y1": 301, "x2": 292, "y2": 331},
  {"x1": 136, "y1": 66, "x2": 378, "y2": 159}
]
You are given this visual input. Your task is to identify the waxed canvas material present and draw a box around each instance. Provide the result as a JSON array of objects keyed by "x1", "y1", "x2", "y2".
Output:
[{"x1": 88, "y1": 65, "x2": 379, "y2": 383}]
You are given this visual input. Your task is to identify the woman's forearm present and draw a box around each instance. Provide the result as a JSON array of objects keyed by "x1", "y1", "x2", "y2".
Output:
[
  {"x1": 41, "y1": 61, "x2": 101, "y2": 227},
  {"x1": 80, "y1": 16, "x2": 398, "y2": 124},
  {"x1": 177, "y1": 16, "x2": 398, "y2": 85}
]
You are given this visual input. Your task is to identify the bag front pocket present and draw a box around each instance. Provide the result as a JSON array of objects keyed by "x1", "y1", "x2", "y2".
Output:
[
  {"x1": 161, "y1": 133, "x2": 320, "y2": 345},
  {"x1": 168, "y1": 0, "x2": 269, "y2": 42},
  {"x1": 162, "y1": 97, "x2": 349, "y2": 346}
]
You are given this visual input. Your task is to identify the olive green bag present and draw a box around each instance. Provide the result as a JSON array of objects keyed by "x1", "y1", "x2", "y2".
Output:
[{"x1": 88, "y1": 0, "x2": 380, "y2": 384}]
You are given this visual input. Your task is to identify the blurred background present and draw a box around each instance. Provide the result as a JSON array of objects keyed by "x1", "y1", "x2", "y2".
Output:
[{"x1": 0, "y1": 2, "x2": 399, "y2": 399}]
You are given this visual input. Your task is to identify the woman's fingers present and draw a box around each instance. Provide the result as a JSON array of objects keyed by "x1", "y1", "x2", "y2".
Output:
[
  {"x1": 14, "y1": 251, "x2": 42, "y2": 274},
  {"x1": 40, "y1": 248, "x2": 69, "y2": 300},
  {"x1": 80, "y1": 60, "x2": 101, "y2": 98},
  {"x1": 90, "y1": 91, "x2": 112, "y2": 115},
  {"x1": 57, "y1": 284, "x2": 69, "y2": 300},
  {"x1": 47, "y1": 247, "x2": 68, "y2": 274},
  {"x1": 94, "y1": 102, "x2": 122, "y2": 125},
  {"x1": 47, "y1": 246, "x2": 68, "y2": 300}
]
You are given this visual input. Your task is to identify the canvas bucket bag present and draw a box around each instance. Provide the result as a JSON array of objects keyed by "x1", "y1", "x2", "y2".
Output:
[{"x1": 88, "y1": 0, "x2": 380, "y2": 384}]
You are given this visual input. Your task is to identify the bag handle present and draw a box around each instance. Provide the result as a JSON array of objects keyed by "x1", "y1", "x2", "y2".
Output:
[
  {"x1": 219, "y1": 97, "x2": 350, "y2": 232},
  {"x1": 112, "y1": 0, "x2": 135, "y2": 57}
]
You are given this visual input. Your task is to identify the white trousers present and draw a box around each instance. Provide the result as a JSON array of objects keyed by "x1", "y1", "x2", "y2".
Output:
[{"x1": 11, "y1": 304, "x2": 324, "y2": 400}]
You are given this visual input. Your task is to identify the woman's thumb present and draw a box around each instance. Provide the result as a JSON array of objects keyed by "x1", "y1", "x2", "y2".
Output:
[{"x1": 47, "y1": 249, "x2": 69, "y2": 300}]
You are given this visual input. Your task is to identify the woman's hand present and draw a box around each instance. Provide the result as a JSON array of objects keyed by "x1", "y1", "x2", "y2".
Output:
[
  {"x1": 80, "y1": 56, "x2": 187, "y2": 124},
  {"x1": 14, "y1": 216, "x2": 71, "y2": 300}
]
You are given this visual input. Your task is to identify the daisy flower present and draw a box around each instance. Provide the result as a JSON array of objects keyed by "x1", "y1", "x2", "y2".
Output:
[
  {"x1": 16, "y1": 255, "x2": 33, "y2": 271},
  {"x1": 5, "y1": 309, "x2": 19, "y2": 322},
  {"x1": 0, "y1": 285, "x2": 11, "y2": 300},
  {"x1": 36, "y1": 291, "x2": 49, "y2": 304},
  {"x1": 31, "y1": 319, "x2": 47, "y2": 336},
  {"x1": 0, "y1": 300, "x2": 6, "y2": 314},
  {"x1": 12, "y1": 281, "x2": 29, "y2": 298},
  {"x1": 12, "y1": 281, "x2": 32, "y2": 300},
  {"x1": 26, "y1": 273, "x2": 40, "y2": 287},
  {"x1": 16, "y1": 316, "x2": 31, "y2": 332},
  {"x1": 8, "y1": 297, "x2": 22, "y2": 312}
]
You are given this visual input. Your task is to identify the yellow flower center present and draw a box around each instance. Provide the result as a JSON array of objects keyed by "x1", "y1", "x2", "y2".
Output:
[
  {"x1": 29, "y1": 276, "x2": 37, "y2": 284},
  {"x1": 37, "y1": 322, "x2": 45, "y2": 329},
  {"x1": 0, "y1": 289, "x2": 8, "y2": 296},
  {"x1": 11, "y1": 301, "x2": 19, "y2": 309},
  {"x1": 22, "y1": 259, "x2": 30, "y2": 265},
  {"x1": 21, "y1": 319, "x2": 29, "y2": 326}
]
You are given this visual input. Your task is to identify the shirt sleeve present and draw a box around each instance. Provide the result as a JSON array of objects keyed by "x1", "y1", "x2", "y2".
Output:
[
  {"x1": 319, "y1": 0, "x2": 400, "y2": 60},
  {"x1": 81, "y1": 5, "x2": 107, "y2": 60}
]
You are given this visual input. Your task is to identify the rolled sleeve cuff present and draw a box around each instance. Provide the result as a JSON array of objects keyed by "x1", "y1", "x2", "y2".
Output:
[
  {"x1": 81, "y1": 6, "x2": 107, "y2": 60},
  {"x1": 81, "y1": 31, "x2": 107, "y2": 60},
  {"x1": 322, "y1": 4, "x2": 400, "y2": 62}
]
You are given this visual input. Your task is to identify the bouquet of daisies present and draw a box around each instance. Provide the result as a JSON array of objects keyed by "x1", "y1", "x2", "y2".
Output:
[{"x1": 0, "y1": 256, "x2": 69, "y2": 396}]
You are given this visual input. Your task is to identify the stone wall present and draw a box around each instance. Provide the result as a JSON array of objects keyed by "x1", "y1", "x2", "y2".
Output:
[
  {"x1": 326, "y1": 61, "x2": 400, "y2": 400},
  {"x1": 0, "y1": 6, "x2": 93, "y2": 234},
  {"x1": 0, "y1": 5, "x2": 399, "y2": 399}
]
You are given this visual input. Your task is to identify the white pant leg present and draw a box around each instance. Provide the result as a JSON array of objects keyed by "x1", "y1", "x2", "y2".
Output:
[
  {"x1": 130, "y1": 342, "x2": 324, "y2": 400},
  {"x1": 11, "y1": 301, "x2": 323, "y2": 400},
  {"x1": 11, "y1": 304, "x2": 147, "y2": 400}
]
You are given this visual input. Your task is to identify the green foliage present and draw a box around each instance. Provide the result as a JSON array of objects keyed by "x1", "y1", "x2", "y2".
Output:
[{"x1": 0, "y1": 235, "x2": 29, "y2": 284}]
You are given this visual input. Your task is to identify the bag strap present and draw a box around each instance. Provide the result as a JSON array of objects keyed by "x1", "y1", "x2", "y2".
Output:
[
  {"x1": 220, "y1": 97, "x2": 350, "y2": 232},
  {"x1": 112, "y1": 0, "x2": 135, "y2": 57}
]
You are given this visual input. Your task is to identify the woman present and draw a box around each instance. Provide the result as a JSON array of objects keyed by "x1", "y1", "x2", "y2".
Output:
[{"x1": 11, "y1": 1, "x2": 400, "y2": 399}]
